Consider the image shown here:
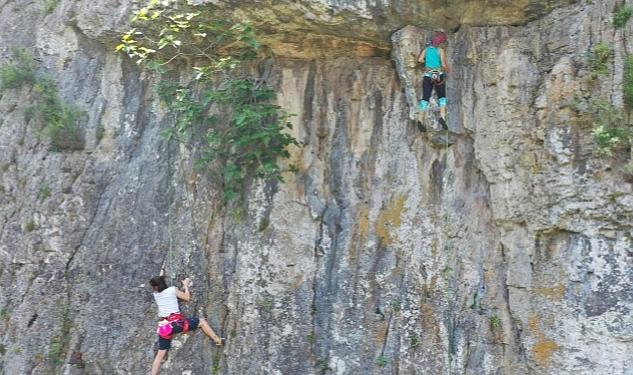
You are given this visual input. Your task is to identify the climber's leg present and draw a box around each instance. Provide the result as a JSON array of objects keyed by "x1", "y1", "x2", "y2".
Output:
[
  {"x1": 199, "y1": 318, "x2": 223, "y2": 346},
  {"x1": 151, "y1": 349, "x2": 168, "y2": 375},
  {"x1": 419, "y1": 76, "x2": 433, "y2": 111},
  {"x1": 436, "y1": 82, "x2": 447, "y2": 111},
  {"x1": 436, "y1": 81, "x2": 448, "y2": 129}
]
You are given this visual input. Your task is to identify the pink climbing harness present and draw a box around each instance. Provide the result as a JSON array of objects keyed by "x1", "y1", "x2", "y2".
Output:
[{"x1": 157, "y1": 312, "x2": 190, "y2": 340}]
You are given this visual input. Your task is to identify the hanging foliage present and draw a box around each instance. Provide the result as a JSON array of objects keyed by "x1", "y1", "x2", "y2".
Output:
[{"x1": 117, "y1": 0, "x2": 298, "y2": 202}]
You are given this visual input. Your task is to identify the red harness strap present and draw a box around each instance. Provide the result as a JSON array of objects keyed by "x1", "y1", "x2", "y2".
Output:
[{"x1": 159, "y1": 313, "x2": 189, "y2": 334}]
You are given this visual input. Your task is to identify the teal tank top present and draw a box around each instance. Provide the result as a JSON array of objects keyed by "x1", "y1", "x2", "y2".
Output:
[{"x1": 424, "y1": 47, "x2": 441, "y2": 70}]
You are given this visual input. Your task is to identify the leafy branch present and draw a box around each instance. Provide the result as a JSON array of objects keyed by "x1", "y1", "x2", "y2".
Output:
[{"x1": 117, "y1": 0, "x2": 298, "y2": 202}]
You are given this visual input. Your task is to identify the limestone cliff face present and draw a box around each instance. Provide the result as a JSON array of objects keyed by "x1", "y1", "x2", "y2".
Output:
[{"x1": 0, "y1": 0, "x2": 631, "y2": 374}]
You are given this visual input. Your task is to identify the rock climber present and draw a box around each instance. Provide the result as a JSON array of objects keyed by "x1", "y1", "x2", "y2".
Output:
[
  {"x1": 150, "y1": 268, "x2": 223, "y2": 375},
  {"x1": 418, "y1": 31, "x2": 450, "y2": 129}
]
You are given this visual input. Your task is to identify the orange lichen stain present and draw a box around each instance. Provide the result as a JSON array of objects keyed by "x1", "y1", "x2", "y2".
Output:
[
  {"x1": 420, "y1": 303, "x2": 435, "y2": 325},
  {"x1": 349, "y1": 207, "x2": 370, "y2": 262},
  {"x1": 535, "y1": 284, "x2": 566, "y2": 300},
  {"x1": 358, "y1": 208, "x2": 370, "y2": 237},
  {"x1": 375, "y1": 195, "x2": 406, "y2": 245},
  {"x1": 429, "y1": 237, "x2": 438, "y2": 260},
  {"x1": 484, "y1": 269, "x2": 494, "y2": 285},
  {"x1": 528, "y1": 315, "x2": 559, "y2": 367},
  {"x1": 354, "y1": 43, "x2": 376, "y2": 57},
  {"x1": 373, "y1": 319, "x2": 389, "y2": 344},
  {"x1": 533, "y1": 340, "x2": 559, "y2": 367},
  {"x1": 528, "y1": 315, "x2": 540, "y2": 336},
  {"x1": 428, "y1": 275, "x2": 438, "y2": 293},
  {"x1": 420, "y1": 302, "x2": 441, "y2": 339}
]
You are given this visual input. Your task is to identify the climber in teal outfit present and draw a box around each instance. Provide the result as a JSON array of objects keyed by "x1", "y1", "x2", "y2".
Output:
[{"x1": 418, "y1": 31, "x2": 450, "y2": 128}]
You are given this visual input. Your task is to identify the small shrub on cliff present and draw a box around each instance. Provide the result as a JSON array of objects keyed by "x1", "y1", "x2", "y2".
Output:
[
  {"x1": 623, "y1": 56, "x2": 633, "y2": 109},
  {"x1": 589, "y1": 99, "x2": 632, "y2": 157},
  {"x1": 24, "y1": 219, "x2": 36, "y2": 232},
  {"x1": 613, "y1": 4, "x2": 633, "y2": 28},
  {"x1": 0, "y1": 50, "x2": 84, "y2": 151},
  {"x1": 376, "y1": 356, "x2": 388, "y2": 367},
  {"x1": 31, "y1": 77, "x2": 84, "y2": 151},
  {"x1": 490, "y1": 314, "x2": 502, "y2": 330},
  {"x1": 0, "y1": 308, "x2": 9, "y2": 322},
  {"x1": 568, "y1": 97, "x2": 633, "y2": 168},
  {"x1": 44, "y1": 0, "x2": 60, "y2": 14},
  {"x1": 589, "y1": 43, "x2": 613, "y2": 79},
  {"x1": 116, "y1": 0, "x2": 298, "y2": 202},
  {"x1": 38, "y1": 185, "x2": 51, "y2": 200},
  {"x1": 409, "y1": 333, "x2": 420, "y2": 348},
  {"x1": 48, "y1": 304, "x2": 71, "y2": 371},
  {"x1": 0, "y1": 49, "x2": 37, "y2": 92}
]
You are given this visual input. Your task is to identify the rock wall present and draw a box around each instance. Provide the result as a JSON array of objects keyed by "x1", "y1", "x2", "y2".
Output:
[{"x1": 0, "y1": 0, "x2": 631, "y2": 374}]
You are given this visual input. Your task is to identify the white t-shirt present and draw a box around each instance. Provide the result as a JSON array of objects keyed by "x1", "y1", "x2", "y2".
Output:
[{"x1": 153, "y1": 286, "x2": 180, "y2": 317}]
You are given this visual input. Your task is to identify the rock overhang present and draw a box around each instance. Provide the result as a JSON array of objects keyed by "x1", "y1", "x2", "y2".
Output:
[{"x1": 184, "y1": 0, "x2": 576, "y2": 57}]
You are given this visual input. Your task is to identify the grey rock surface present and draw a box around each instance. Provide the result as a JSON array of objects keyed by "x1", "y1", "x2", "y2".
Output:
[{"x1": 0, "y1": 0, "x2": 631, "y2": 374}]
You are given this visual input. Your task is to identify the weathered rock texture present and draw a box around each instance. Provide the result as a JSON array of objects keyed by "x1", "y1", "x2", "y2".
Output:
[{"x1": 0, "y1": 0, "x2": 631, "y2": 374}]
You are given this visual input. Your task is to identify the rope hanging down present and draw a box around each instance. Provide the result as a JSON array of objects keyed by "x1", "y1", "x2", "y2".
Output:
[
  {"x1": 163, "y1": 149, "x2": 204, "y2": 287},
  {"x1": 441, "y1": 118, "x2": 457, "y2": 375},
  {"x1": 164, "y1": 146, "x2": 177, "y2": 285}
]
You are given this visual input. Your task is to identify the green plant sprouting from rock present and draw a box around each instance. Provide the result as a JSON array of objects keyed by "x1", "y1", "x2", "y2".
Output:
[
  {"x1": 44, "y1": 0, "x2": 60, "y2": 15},
  {"x1": 376, "y1": 355, "x2": 388, "y2": 367},
  {"x1": 489, "y1": 314, "x2": 502, "y2": 330},
  {"x1": 590, "y1": 99, "x2": 632, "y2": 157},
  {"x1": 0, "y1": 49, "x2": 84, "y2": 151},
  {"x1": 0, "y1": 49, "x2": 37, "y2": 91},
  {"x1": 24, "y1": 219, "x2": 36, "y2": 232},
  {"x1": 568, "y1": 96, "x2": 631, "y2": 158},
  {"x1": 38, "y1": 185, "x2": 51, "y2": 200},
  {"x1": 117, "y1": 0, "x2": 298, "y2": 202},
  {"x1": 579, "y1": 42, "x2": 633, "y2": 164},
  {"x1": 48, "y1": 303, "x2": 71, "y2": 372},
  {"x1": 409, "y1": 333, "x2": 419, "y2": 348},
  {"x1": 589, "y1": 43, "x2": 613, "y2": 79},
  {"x1": 613, "y1": 4, "x2": 633, "y2": 28},
  {"x1": 623, "y1": 55, "x2": 633, "y2": 110}
]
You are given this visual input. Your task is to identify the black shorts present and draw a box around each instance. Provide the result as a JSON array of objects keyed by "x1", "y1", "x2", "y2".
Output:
[
  {"x1": 157, "y1": 317, "x2": 200, "y2": 350},
  {"x1": 422, "y1": 75, "x2": 446, "y2": 101}
]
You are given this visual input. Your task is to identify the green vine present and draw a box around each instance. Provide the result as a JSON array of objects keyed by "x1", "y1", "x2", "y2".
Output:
[{"x1": 117, "y1": 0, "x2": 298, "y2": 202}]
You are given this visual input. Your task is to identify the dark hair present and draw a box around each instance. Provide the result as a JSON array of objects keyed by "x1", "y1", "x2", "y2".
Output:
[{"x1": 149, "y1": 276, "x2": 168, "y2": 293}]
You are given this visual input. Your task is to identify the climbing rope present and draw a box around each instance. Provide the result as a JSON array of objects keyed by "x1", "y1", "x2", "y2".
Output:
[
  {"x1": 441, "y1": 113, "x2": 456, "y2": 375},
  {"x1": 164, "y1": 146, "x2": 177, "y2": 285},
  {"x1": 164, "y1": 157, "x2": 199, "y2": 285},
  {"x1": 167, "y1": 201, "x2": 176, "y2": 284}
]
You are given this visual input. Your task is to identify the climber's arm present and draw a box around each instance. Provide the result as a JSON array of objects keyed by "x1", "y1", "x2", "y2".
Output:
[
  {"x1": 418, "y1": 48, "x2": 426, "y2": 64},
  {"x1": 175, "y1": 278, "x2": 191, "y2": 301},
  {"x1": 440, "y1": 48, "x2": 450, "y2": 74}
]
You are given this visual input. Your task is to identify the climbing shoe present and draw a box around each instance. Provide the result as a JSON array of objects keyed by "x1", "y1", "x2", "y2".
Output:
[
  {"x1": 416, "y1": 120, "x2": 427, "y2": 132},
  {"x1": 438, "y1": 117, "x2": 448, "y2": 130},
  {"x1": 418, "y1": 100, "x2": 429, "y2": 112}
]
